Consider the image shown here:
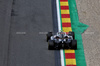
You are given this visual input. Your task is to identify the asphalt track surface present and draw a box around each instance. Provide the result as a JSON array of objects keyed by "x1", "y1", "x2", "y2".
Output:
[{"x1": 0, "y1": 0, "x2": 55, "y2": 66}]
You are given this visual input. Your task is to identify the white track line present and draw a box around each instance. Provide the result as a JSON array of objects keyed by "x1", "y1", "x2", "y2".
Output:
[
  {"x1": 56, "y1": 0, "x2": 61, "y2": 32},
  {"x1": 56, "y1": 0, "x2": 65, "y2": 66},
  {"x1": 60, "y1": 50, "x2": 64, "y2": 66}
]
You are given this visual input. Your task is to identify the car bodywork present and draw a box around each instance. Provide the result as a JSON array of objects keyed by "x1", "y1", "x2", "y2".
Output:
[{"x1": 46, "y1": 31, "x2": 77, "y2": 50}]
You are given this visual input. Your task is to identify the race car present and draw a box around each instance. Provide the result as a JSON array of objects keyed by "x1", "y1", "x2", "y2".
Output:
[{"x1": 46, "y1": 31, "x2": 77, "y2": 50}]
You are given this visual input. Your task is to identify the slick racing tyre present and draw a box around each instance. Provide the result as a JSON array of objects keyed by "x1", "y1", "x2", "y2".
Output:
[
  {"x1": 69, "y1": 32, "x2": 75, "y2": 39},
  {"x1": 46, "y1": 32, "x2": 53, "y2": 42},
  {"x1": 48, "y1": 40, "x2": 54, "y2": 50},
  {"x1": 71, "y1": 40, "x2": 77, "y2": 50}
]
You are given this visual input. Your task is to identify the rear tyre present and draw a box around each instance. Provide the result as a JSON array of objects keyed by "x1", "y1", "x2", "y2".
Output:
[
  {"x1": 48, "y1": 40, "x2": 54, "y2": 50},
  {"x1": 68, "y1": 32, "x2": 75, "y2": 39},
  {"x1": 46, "y1": 32, "x2": 53, "y2": 42},
  {"x1": 71, "y1": 40, "x2": 77, "y2": 50}
]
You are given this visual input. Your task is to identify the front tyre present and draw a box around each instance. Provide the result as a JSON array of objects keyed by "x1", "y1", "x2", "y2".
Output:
[
  {"x1": 48, "y1": 40, "x2": 54, "y2": 50},
  {"x1": 46, "y1": 32, "x2": 53, "y2": 42},
  {"x1": 68, "y1": 32, "x2": 75, "y2": 39}
]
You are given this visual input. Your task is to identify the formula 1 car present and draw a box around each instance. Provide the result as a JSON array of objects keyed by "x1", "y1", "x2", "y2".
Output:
[{"x1": 46, "y1": 31, "x2": 77, "y2": 50}]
